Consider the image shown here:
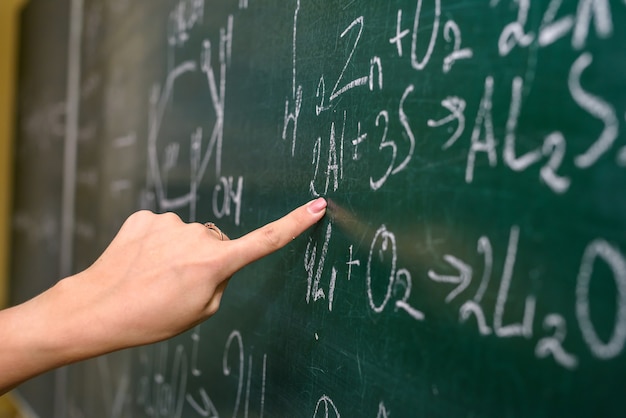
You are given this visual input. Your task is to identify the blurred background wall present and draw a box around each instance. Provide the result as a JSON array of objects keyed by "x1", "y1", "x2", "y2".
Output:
[
  {"x1": 0, "y1": 0, "x2": 28, "y2": 310},
  {"x1": 0, "y1": 0, "x2": 29, "y2": 415}
]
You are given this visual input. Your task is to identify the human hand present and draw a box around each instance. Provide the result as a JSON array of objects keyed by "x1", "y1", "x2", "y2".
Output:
[
  {"x1": 72, "y1": 197, "x2": 328, "y2": 351},
  {"x1": 0, "y1": 198, "x2": 326, "y2": 393}
]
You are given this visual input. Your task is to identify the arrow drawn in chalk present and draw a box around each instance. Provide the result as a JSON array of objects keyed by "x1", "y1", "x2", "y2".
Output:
[{"x1": 428, "y1": 255, "x2": 472, "y2": 303}]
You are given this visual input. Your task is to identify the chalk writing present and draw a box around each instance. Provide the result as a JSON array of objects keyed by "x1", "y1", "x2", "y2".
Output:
[
  {"x1": 146, "y1": 11, "x2": 243, "y2": 224},
  {"x1": 272, "y1": 0, "x2": 626, "y2": 378},
  {"x1": 311, "y1": 394, "x2": 391, "y2": 417},
  {"x1": 53, "y1": 0, "x2": 626, "y2": 415}
]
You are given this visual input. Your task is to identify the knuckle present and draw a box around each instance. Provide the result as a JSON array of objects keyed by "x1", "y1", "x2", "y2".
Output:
[
  {"x1": 188, "y1": 222, "x2": 209, "y2": 238},
  {"x1": 158, "y1": 211, "x2": 183, "y2": 224},
  {"x1": 122, "y1": 210, "x2": 155, "y2": 230},
  {"x1": 126, "y1": 210, "x2": 184, "y2": 230},
  {"x1": 128, "y1": 209, "x2": 153, "y2": 222},
  {"x1": 261, "y1": 224, "x2": 282, "y2": 250}
]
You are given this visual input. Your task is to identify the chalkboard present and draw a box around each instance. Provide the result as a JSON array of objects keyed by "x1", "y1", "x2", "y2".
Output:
[{"x1": 10, "y1": 0, "x2": 626, "y2": 417}]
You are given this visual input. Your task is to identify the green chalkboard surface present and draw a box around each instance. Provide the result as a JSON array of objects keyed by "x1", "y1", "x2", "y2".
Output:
[{"x1": 12, "y1": 0, "x2": 626, "y2": 416}]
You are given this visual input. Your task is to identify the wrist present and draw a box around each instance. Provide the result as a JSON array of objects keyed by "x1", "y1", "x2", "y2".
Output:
[
  {"x1": 0, "y1": 277, "x2": 94, "y2": 392},
  {"x1": 2, "y1": 273, "x2": 117, "y2": 382},
  {"x1": 45, "y1": 272, "x2": 122, "y2": 362}
]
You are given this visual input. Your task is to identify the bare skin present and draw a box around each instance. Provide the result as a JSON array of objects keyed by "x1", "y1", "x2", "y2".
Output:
[{"x1": 0, "y1": 197, "x2": 327, "y2": 394}]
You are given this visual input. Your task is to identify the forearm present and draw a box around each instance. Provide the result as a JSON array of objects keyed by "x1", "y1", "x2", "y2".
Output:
[{"x1": 0, "y1": 274, "x2": 113, "y2": 394}]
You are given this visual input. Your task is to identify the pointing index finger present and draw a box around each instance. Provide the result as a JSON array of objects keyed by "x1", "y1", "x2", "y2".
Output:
[{"x1": 225, "y1": 198, "x2": 327, "y2": 274}]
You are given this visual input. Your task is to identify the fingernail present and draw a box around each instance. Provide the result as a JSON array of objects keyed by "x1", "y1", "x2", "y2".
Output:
[{"x1": 307, "y1": 197, "x2": 327, "y2": 215}]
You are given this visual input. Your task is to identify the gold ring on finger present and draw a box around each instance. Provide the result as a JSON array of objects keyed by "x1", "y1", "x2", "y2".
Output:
[{"x1": 203, "y1": 222, "x2": 224, "y2": 241}]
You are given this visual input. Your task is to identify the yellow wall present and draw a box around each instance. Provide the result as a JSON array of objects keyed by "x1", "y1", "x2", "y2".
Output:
[
  {"x1": 0, "y1": 2, "x2": 31, "y2": 411},
  {"x1": 0, "y1": 0, "x2": 28, "y2": 309}
]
